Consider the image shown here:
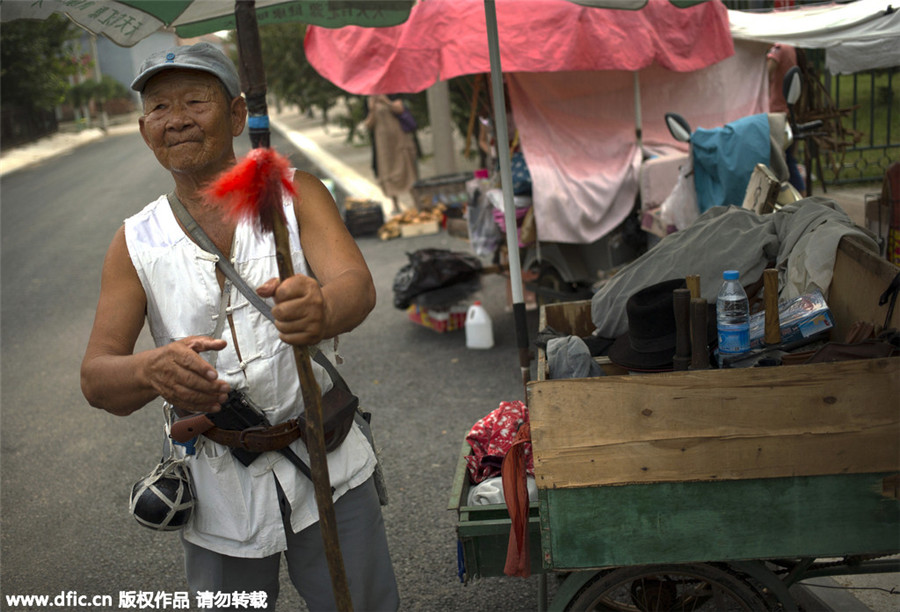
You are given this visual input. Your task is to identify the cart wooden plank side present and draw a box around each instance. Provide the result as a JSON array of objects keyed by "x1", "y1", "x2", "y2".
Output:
[
  {"x1": 530, "y1": 237, "x2": 899, "y2": 570},
  {"x1": 452, "y1": 236, "x2": 900, "y2": 610}
]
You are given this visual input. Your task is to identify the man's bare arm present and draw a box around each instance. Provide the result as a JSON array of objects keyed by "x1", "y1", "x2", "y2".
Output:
[
  {"x1": 256, "y1": 170, "x2": 376, "y2": 348},
  {"x1": 81, "y1": 227, "x2": 230, "y2": 416}
]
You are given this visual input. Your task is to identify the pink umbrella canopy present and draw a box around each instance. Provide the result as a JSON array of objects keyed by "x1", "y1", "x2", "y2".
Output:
[{"x1": 304, "y1": 0, "x2": 733, "y2": 95}]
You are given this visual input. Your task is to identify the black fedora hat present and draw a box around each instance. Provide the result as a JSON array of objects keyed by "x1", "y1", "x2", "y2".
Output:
[{"x1": 608, "y1": 279, "x2": 714, "y2": 372}]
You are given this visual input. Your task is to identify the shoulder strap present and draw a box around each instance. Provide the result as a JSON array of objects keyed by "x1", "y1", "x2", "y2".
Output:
[
  {"x1": 168, "y1": 192, "x2": 277, "y2": 324},
  {"x1": 167, "y1": 192, "x2": 350, "y2": 392}
]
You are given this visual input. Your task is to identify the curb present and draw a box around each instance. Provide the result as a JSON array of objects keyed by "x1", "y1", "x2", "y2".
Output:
[
  {"x1": 792, "y1": 578, "x2": 878, "y2": 612},
  {"x1": 0, "y1": 122, "x2": 140, "y2": 178}
]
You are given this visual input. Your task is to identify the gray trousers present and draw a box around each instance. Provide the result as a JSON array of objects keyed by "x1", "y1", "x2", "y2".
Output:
[{"x1": 182, "y1": 476, "x2": 399, "y2": 611}]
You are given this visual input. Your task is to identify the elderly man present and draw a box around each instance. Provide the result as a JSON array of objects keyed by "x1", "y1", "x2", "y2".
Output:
[{"x1": 81, "y1": 42, "x2": 398, "y2": 611}]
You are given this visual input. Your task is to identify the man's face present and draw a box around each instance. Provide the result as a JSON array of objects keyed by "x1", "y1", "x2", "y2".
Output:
[{"x1": 138, "y1": 69, "x2": 246, "y2": 177}]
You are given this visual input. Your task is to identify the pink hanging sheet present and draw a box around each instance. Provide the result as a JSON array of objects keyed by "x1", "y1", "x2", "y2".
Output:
[{"x1": 510, "y1": 40, "x2": 769, "y2": 244}]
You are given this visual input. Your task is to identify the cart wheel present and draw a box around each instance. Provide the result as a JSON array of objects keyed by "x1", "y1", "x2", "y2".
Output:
[{"x1": 563, "y1": 563, "x2": 776, "y2": 611}]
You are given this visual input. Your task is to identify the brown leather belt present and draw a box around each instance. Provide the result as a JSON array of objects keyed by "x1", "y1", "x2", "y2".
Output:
[
  {"x1": 171, "y1": 387, "x2": 355, "y2": 455},
  {"x1": 200, "y1": 420, "x2": 346, "y2": 454},
  {"x1": 203, "y1": 420, "x2": 302, "y2": 453}
]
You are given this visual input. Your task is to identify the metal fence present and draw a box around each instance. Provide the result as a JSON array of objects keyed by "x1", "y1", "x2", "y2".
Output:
[
  {"x1": 722, "y1": 1, "x2": 899, "y2": 186},
  {"x1": 814, "y1": 59, "x2": 898, "y2": 185}
]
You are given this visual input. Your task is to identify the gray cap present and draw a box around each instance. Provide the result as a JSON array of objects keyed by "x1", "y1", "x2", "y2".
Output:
[{"x1": 131, "y1": 42, "x2": 241, "y2": 99}]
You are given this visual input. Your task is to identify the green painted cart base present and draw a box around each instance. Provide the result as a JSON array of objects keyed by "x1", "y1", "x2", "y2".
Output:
[
  {"x1": 541, "y1": 472, "x2": 900, "y2": 570},
  {"x1": 450, "y1": 441, "x2": 547, "y2": 580},
  {"x1": 451, "y1": 440, "x2": 900, "y2": 610}
]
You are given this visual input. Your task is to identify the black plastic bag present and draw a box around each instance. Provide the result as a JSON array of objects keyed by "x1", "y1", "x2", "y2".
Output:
[{"x1": 392, "y1": 249, "x2": 483, "y2": 309}]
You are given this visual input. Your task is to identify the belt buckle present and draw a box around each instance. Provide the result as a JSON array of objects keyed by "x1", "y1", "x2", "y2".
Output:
[{"x1": 237, "y1": 425, "x2": 268, "y2": 451}]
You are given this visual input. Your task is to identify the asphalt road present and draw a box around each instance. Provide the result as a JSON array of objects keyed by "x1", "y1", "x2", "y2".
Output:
[{"x1": 0, "y1": 128, "x2": 546, "y2": 611}]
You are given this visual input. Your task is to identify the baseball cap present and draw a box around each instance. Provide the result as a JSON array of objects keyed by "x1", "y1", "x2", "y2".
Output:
[{"x1": 131, "y1": 42, "x2": 241, "y2": 99}]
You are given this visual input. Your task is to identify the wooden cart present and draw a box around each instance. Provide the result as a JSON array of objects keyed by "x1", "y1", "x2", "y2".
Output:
[{"x1": 451, "y1": 236, "x2": 900, "y2": 611}]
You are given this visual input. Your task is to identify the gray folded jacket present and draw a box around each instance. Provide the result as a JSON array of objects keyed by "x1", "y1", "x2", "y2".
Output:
[
  {"x1": 591, "y1": 198, "x2": 878, "y2": 339},
  {"x1": 548, "y1": 336, "x2": 604, "y2": 379}
]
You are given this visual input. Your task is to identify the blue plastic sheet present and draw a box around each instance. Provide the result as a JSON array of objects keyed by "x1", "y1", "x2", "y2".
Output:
[{"x1": 691, "y1": 114, "x2": 770, "y2": 213}]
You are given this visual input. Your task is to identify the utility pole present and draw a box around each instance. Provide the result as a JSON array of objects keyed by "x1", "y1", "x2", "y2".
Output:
[{"x1": 426, "y1": 80, "x2": 456, "y2": 176}]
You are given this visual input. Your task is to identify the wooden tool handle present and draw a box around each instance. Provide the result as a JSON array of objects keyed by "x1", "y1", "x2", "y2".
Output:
[
  {"x1": 272, "y1": 211, "x2": 353, "y2": 612},
  {"x1": 690, "y1": 298, "x2": 709, "y2": 370},
  {"x1": 170, "y1": 413, "x2": 216, "y2": 443},
  {"x1": 686, "y1": 275, "x2": 701, "y2": 300},
  {"x1": 764, "y1": 268, "x2": 781, "y2": 346},
  {"x1": 673, "y1": 288, "x2": 692, "y2": 371}
]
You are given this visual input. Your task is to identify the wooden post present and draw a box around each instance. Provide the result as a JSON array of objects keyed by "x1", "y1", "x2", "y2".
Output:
[
  {"x1": 686, "y1": 274, "x2": 701, "y2": 300},
  {"x1": 690, "y1": 298, "x2": 709, "y2": 370},
  {"x1": 673, "y1": 288, "x2": 692, "y2": 371},
  {"x1": 764, "y1": 269, "x2": 781, "y2": 346}
]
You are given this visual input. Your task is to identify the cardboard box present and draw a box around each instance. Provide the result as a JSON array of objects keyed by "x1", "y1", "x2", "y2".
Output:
[
  {"x1": 400, "y1": 219, "x2": 440, "y2": 238},
  {"x1": 864, "y1": 193, "x2": 891, "y2": 250},
  {"x1": 748, "y1": 288, "x2": 834, "y2": 348},
  {"x1": 742, "y1": 163, "x2": 780, "y2": 215},
  {"x1": 407, "y1": 303, "x2": 467, "y2": 333}
]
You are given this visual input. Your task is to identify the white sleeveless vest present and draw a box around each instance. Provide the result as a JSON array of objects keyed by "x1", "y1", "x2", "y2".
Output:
[{"x1": 124, "y1": 193, "x2": 375, "y2": 558}]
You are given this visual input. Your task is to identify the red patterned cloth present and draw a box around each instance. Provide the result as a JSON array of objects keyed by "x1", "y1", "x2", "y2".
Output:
[{"x1": 465, "y1": 401, "x2": 534, "y2": 484}]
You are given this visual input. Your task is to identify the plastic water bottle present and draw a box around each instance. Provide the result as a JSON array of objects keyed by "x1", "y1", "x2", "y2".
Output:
[
  {"x1": 465, "y1": 301, "x2": 494, "y2": 349},
  {"x1": 716, "y1": 270, "x2": 750, "y2": 366}
]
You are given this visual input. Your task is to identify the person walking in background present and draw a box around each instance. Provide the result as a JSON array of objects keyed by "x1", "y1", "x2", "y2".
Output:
[
  {"x1": 365, "y1": 94, "x2": 418, "y2": 214},
  {"x1": 767, "y1": 42, "x2": 807, "y2": 194}
]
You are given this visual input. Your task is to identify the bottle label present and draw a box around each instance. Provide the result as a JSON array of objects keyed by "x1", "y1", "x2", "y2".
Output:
[{"x1": 718, "y1": 323, "x2": 750, "y2": 354}]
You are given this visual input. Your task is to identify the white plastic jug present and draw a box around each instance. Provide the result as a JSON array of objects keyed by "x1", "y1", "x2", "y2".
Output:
[{"x1": 466, "y1": 301, "x2": 494, "y2": 349}]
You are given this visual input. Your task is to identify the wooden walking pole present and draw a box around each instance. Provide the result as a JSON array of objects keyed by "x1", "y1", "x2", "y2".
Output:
[
  {"x1": 215, "y1": 2, "x2": 354, "y2": 601},
  {"x1": 272, "y1": 214, "x2": 353, "y2": 612},
  {"x1": 209, "y1": 148, "x2": 354, "y2": 611}
]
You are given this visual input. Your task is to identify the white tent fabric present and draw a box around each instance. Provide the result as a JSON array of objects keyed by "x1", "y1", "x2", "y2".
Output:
[{"x1": 728, "y1": 0, "x2": 900, "y2": 74}]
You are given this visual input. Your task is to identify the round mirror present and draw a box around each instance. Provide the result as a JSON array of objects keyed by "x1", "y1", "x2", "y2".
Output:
[
  {"x1": 783, "y1": 66, "x2": 802, "y2": 106},
  {"x1": 665, "y1": 113, "x2": 692, "y2": 143}
]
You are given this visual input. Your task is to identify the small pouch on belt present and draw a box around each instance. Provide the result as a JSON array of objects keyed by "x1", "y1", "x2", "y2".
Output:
[{"x1": 305, "y1": 385, "x2": 359, "y2": 452}]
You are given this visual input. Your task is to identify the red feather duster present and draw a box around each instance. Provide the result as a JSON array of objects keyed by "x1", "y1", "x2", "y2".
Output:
[{"x1": 205, "y1": 147, "x2": 297, "y2": 234}]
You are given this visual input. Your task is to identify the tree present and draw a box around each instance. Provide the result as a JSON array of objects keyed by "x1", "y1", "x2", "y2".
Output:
[
  {"x1": 243, "y1": 22, "x2": 480, "y2": 158},
  {"x1": 0, "y1": 14, "x2": 80, "y2": 112},
  {"x1": 66, "y1": 75, "x2": 130, "y2": 123},
  {"x1": 244, "y1": 23, "x2": 346, "y2": 119},
  {"x1": 243, "y1": 23, "x2": 429, "y2": 145}
]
